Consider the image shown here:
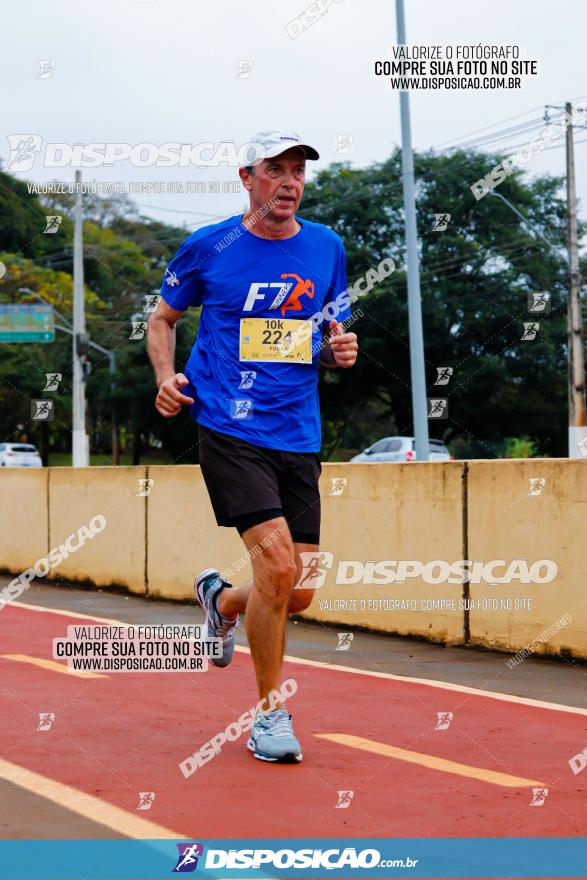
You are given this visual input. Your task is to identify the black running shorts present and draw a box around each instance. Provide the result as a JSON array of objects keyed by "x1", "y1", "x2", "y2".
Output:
[{"x1": 198, "y1": 425, "x2": 321, "y2": 544}]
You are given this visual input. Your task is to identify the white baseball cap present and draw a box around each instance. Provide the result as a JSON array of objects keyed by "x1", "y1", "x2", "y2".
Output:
[{"x1": 240, "y1": 130, "x2": 320, "y2": 167}]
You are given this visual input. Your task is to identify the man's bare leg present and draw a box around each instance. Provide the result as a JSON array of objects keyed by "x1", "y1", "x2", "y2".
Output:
[
  {"x1": 215, "y1": 519, "x2": 319, "y2": 709},
  {"x1": 235, "y1": 517, "x2": 295, "y2": 710}
]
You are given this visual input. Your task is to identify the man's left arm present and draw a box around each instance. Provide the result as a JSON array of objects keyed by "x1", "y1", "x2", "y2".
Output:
[{"x1": 319, "y1": 319, "x2": 358, "y2": 369}]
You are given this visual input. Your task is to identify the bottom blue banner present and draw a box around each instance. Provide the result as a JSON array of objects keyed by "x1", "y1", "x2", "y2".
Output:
[{"x1": 0, "y1": 837, "x2": 583, "y2": 879}]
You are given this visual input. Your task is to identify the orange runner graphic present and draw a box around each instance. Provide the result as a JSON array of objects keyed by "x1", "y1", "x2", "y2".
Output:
[{"x1": 279, "y1": 273, "x2": 314, "y2": 316}]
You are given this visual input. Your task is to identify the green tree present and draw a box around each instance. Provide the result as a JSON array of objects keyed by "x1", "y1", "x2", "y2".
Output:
[
  {"x1": 303, "y1": 149, "x2": 574, "y2": 457},
  {"x1": 0, "y1": 151, "x2": 582, "y2": 463}
]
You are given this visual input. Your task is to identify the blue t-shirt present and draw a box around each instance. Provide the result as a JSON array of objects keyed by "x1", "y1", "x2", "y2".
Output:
[{"x1": 160, "y1": 214, "x2": 350, "y2": 453}]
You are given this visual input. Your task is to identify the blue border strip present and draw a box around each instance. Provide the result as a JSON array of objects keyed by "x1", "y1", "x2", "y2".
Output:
[{"x1": 0, "y1": 838, "x2": 584, "y2": 879}]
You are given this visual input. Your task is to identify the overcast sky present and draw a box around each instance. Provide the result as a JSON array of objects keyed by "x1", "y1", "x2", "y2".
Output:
[{"x1": 2, "y1": 0, "x2": 586, "y2": 235}]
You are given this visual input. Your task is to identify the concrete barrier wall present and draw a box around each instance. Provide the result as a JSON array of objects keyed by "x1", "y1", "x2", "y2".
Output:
[
  {"x1": 0, "y1": 468, "x2": 48, "y2": 574},
  {"x1": 47, "y1": 467, "x2": 147, "y2": 595},
  {"x1": 146, "y1": 465, "x2": 246, "y2": 601},
  {"x1": 1, "y1": 459, "x2": 585, "y2": 659},
  {"x1": 307, "y1": 463, "x2": 465, "y2": 644},
  {"x1": 466, "y1": 460, "x2": 587, "y2": 658}
]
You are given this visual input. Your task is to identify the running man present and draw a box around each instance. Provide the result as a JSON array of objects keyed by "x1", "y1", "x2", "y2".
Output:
[{"x1": 147, "y1": 130, "x2": 358, "y2": 763}]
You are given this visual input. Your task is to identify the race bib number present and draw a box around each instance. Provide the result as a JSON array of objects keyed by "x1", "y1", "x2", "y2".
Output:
[{"x1": 239, "y1": 318, "x2": 312, "y2": 363}]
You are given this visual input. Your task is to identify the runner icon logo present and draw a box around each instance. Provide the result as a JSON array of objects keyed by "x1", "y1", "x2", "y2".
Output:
[
  {"x1": 235, "y1": 59, "x2": 254, "y2": 79},
  {"x1": 44, "y1": 215, "x2": 62, "y2": 233},
  {"x1": 522, "y1": 322, "x2": 539, "y2": 341},
  {"x1": 37, "y1": 60, "x2": 56, "y2": 79},
  {"x1": 335, "y1": 790, "x2": 354, "y2": 809},
  {"x1": 32, "y1": 400, "x2": 54, "y2": 421},
  {"x1": 279, "y1": 274, "x2": 314, "y2": 316},
  {"x1": 428, "y1": 398, "x2": 448, "y2": 419},
  {"x1": 130, "y1": 321, "x2": 147, "y2": 341},
  {"x1": 528, "y1": 478, "x2": 546, "y2": 497},
  {"x1": 238, "y1": 371, "x2": 257, "y2": 390},
  {"x1": 173, "y1": 843, "x2": 204, "y2": 873},
  {"x1": 44, "y1": 373, "x2": 62, "y2": 392},
  {"x1": 334, "y1": 134, "x2": 353, "y2": 154},
  {"x1": 530, "y1": 787, "x2": 548, "y2": 806},
  {"x1": 231, "y1": 399, "x2": 253, "y2": 419},
  {"x1": 434, "y1": 367, "x2": 453, "y2": 386},
  {"x1": 143, "y1": 294, "x2": 161, "y2": 313},
  {"x1": 329, "y1": 477, "x2": 347, "y2": 496},
  {"x1": 294, "y1": 551, "x2": 334, "y2": 590},
  {"x1": 528, "y1": 292, "x2": 551, "y2": 314},
  {"x1": 137, "y1": 479, "x2": 155, "y2": 497},
  {"x1": 435, "y1": 712, "x2": 453, "y2": 730},
  {"x1": 37, "y1": 712, "x2": 55, "y2": 731},
  {"x1": 336, "y1": 633, "x2": 354, "y2": 651},
  {"x1": 165, "y1": 269, "x2": 180, "y2": 287},
  {"x1": 137, "y1": 792, "x2": 155, "y2": 811},
  {"x1": 432, "y1": 213, "x2": 451, "y2": 231},
  {"x1": 5, "y1": 134, "x2": 42, "y2": 172}
]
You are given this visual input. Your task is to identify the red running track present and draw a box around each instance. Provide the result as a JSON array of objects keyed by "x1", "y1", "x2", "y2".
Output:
[{"x1": 0, "y1": 601, "x2": 585, "y2": 873}]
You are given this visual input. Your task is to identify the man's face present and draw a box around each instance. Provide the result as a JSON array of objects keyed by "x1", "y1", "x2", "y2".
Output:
[{"x1": 245, "y1": 147, "x2": 306, "y2": 220}]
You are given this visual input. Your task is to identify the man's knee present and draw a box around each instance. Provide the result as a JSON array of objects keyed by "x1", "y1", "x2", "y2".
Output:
[{"x1": 253, "y1": 540, "x2": 296, "y2": 600}]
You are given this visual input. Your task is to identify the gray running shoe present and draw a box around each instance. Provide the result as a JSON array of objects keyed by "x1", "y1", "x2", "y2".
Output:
[
  {"x1": 194, "y1": 568, "x2": 238, "y2": 668},
  {"x1": 247, "y1": 708, "x2": 303, "y2": 763}
]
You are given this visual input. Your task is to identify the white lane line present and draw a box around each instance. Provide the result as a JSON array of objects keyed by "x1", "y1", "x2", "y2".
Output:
[
  {"x1": 12, "y1": 600, "x2": 587, "y2": 717},
  {"x1": 0, "y1": 756, "x2": 184, "y2": 838}
]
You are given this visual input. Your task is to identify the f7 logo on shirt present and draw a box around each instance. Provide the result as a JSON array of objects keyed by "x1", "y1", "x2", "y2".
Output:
[
  {"x1": 243, "y1": 282, "x2": 293, "y2": 311},
  {"x1": 243, "y1": 275, "x2": 315, "y2": 316}
]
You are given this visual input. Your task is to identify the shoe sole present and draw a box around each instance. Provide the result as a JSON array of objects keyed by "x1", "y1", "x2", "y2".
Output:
[
  {"x1": 246, "y1": 737, "x2": 303, "y2": 763},
  {"x1": 194, "y1": 567, "x2": 221, "y2": 627},
  {"x1": 194, "y1": 570, "x2": 234, "y2": 669}
]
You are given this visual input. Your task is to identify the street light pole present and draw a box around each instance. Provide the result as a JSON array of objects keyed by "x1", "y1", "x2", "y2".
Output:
[
  {"x1": 72, "y1": 170, "x2": 89, "y2": 467},
  {"x1": 487, "y1": 190, "x2": 556, "y2": 249},
  {"x1": 564, "y1": 101, "x2": 587, "y2": 457},
  {"x1": 395, "y1": 0, "x2": 429, "y2": 461}
]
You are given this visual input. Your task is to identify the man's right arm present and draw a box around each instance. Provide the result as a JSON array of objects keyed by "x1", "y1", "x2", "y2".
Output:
[{"x1": 147, "y1": 299, "x2": 195, "y2": 418}]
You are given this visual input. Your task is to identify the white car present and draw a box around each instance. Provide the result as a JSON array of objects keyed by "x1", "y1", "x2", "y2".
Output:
[
  {"x1": 0, "y1": 443, "x2": 43, "y2": 467},
  {"x1": 351, "y1": 436, "x2": 452, "y2": 463}
]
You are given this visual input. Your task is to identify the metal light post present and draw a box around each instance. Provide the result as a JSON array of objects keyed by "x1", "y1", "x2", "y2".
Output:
[
  {"x1": 72, "y1": 170, "x2": 89, "y2": 466},
  {"x1": 564, "y1": 102, "x2": 587, "y2": 457},
  {"x1": 395, "y1": 0, "x2": 430, "y2": 460}
]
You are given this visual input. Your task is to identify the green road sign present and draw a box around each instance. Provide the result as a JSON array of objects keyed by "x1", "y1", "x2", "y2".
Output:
[{"x1": 0, "y1": 304, "x2": 55, "y2": 342}]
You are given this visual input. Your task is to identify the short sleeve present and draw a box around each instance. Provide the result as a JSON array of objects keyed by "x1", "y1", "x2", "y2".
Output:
[
  {"x1": 322, "y1": 238, "x2": 350, "y2": 331},
  {"x1": 160, "y1": 235, "x2": 203, "y2": 311}
]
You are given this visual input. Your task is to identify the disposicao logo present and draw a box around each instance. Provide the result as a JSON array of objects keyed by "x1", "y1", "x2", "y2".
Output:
[{"x1": 173, "y1": 842, "x2": 204, "y2": 872}]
